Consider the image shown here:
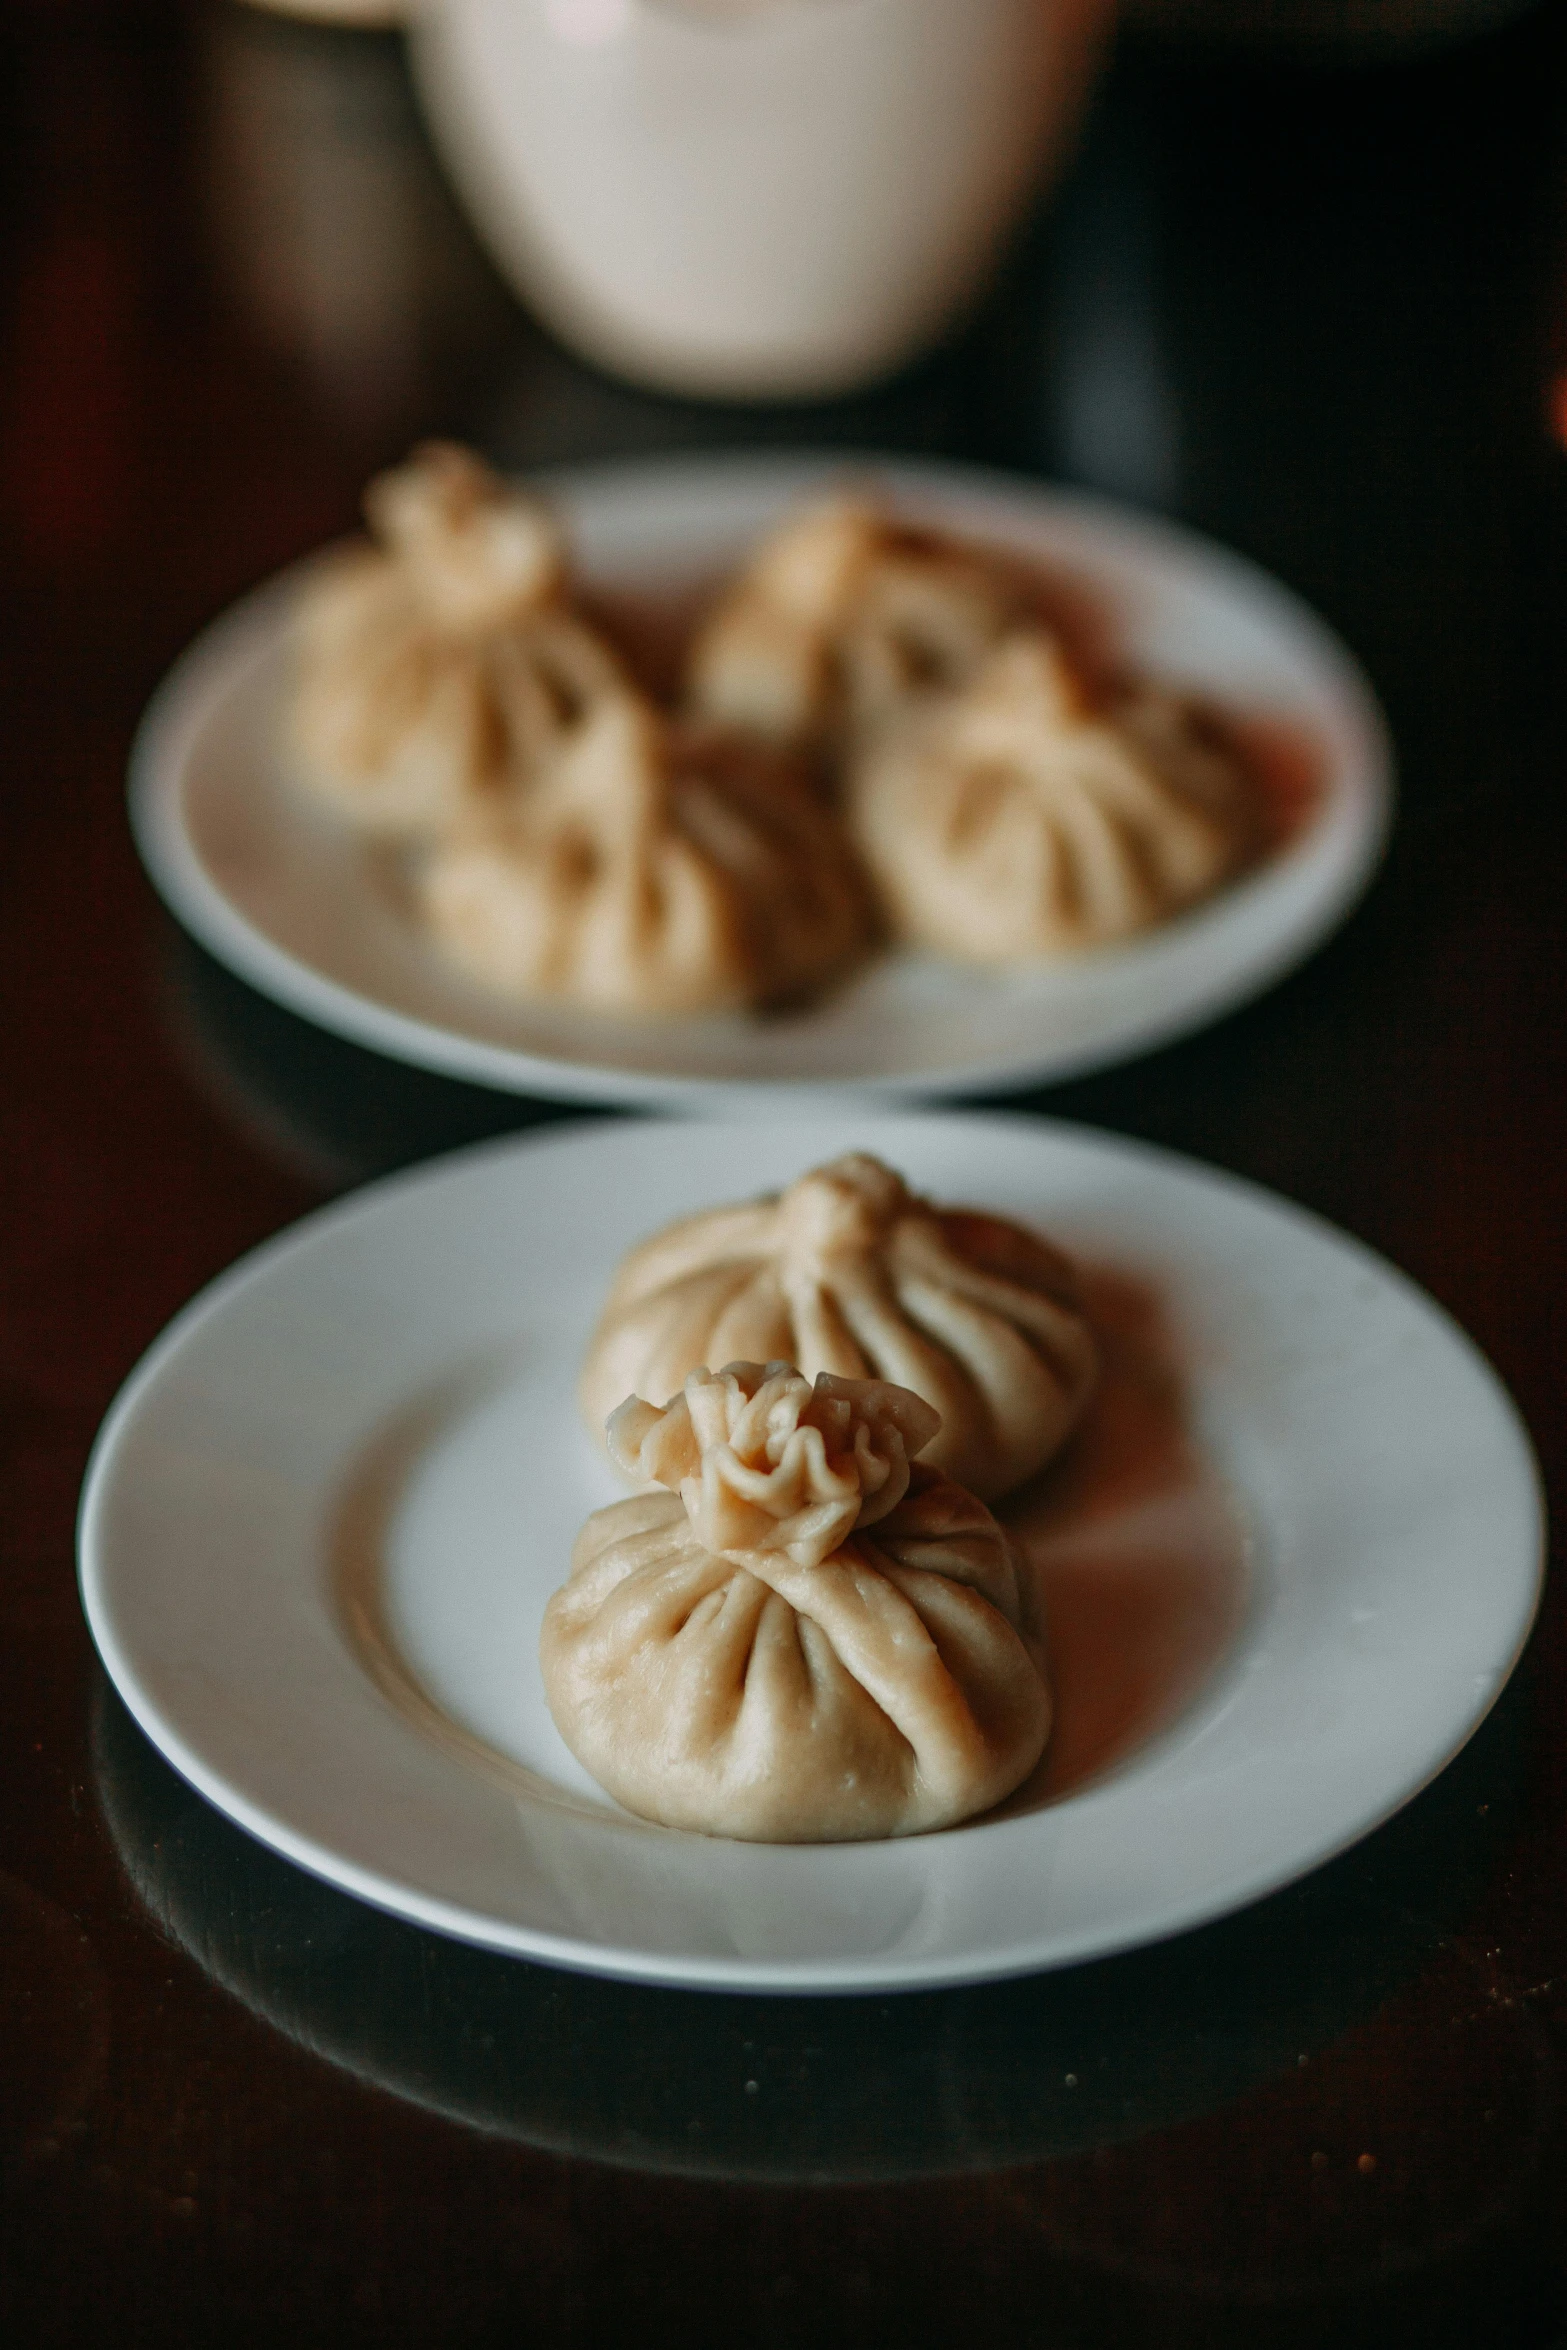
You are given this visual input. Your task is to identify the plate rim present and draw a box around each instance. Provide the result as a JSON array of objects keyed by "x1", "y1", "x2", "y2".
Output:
[
  {"x1": 127, "y1": 450, "x2": 1396, "y2": 1110},
  {"x1": 77, "y1": 1110, "x2": 1545, "y2": 1994}
]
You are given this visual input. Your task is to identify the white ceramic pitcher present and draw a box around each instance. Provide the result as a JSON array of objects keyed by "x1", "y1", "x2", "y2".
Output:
[{"x1": 411, "y1": 0, "x2": 1115, "y2": 399}]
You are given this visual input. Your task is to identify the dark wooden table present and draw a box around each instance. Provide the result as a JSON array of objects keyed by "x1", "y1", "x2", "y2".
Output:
[{"x1": 4, "y1": 4, "x2": 1566, "y2": 2343}]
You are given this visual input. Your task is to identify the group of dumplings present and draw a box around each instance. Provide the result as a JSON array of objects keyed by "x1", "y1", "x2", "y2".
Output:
[
  {"x1": 545, "y1": 1150, "x2": 1098, "y2": 1842},
  {"x1": 289, "y1": 441, "x2": 866, "y2": 1016},
  {"x1": 289, "y1": 443, "x2": 1256, "y2": 1017}
]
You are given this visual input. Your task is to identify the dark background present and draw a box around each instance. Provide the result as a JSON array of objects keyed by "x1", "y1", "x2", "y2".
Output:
[{"x1": 2, "y1": 3, "x2": 1566, "y2": 2344}]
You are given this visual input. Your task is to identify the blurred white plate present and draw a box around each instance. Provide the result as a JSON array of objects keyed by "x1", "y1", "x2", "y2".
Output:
[
  {"x1": 78, "y1": 1112, "x2": 1541, "y2": 1993},
  {"x1": 129, "y1": 456, "x2": 1393, "y2": 1111}
]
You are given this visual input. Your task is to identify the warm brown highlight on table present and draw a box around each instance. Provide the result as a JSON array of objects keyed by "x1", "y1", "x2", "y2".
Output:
[{"x1": 2, "y1": 4, "x2": 1565, "y2": 2345}]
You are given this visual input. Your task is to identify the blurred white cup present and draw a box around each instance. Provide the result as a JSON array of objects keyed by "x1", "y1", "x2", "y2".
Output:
[{"x1": 410, "y1": 0, "x2": 1116, "y2": 400}]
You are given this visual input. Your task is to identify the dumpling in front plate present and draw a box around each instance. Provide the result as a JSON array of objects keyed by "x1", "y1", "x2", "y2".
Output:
[
  {"x1": 289, "y1": 441, "x2": 625, "y2": 839},
  {"x1": 578, "y1": 1150, "x2": 1096, "y2": 1501},
  {"x1": 848, "y1": 633, "x2": 1253, "y2": 961},
  {"x1": 542, "y1": 1362, "x2": 1051, "y2": 1841},
  {"x1": 686, "y1": 495, "x2": 1020, "y2": 750},
  {"x1": 419, "y1": 696, "x2": 873, "y2": 1015}
]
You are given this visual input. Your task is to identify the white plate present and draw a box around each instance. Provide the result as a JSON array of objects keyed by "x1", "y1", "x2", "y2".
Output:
[
  {"x1": 128, "y1": 454, "x2": 1393, "y2": 1110},
  {"x1": 78, "y1": 1113, "x2": 1541, "y2": 1994}
]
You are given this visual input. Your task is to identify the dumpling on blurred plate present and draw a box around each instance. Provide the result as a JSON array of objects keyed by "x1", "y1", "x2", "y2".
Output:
[
  {"x1": 686, "y1": 495, "x2": 1021, "y2": 752},
  {"x1": 419, "y1": 696, "x2": 874, "y2": 1016},
  {"x1": 848, "y1": 633, "x2": 1253, "y2": 962},
  {"x1": 289, "y1": 441, "x2": 625, "y2": 839}
]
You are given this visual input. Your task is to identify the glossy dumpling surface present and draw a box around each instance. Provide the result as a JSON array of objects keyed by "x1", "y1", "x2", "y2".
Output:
[
  {"x1": 542, "y1": 1363, "x2": 1051, "y2": 1841},
  {"x1": 419, "y1": 698, "x2": 873, "y2": 1015},
  {"x1": 289, "y1": 441, "x2": 624, "y2": 839},
  {"x1": 848, "y1": 633, "x2": 1252, "y2": 960},
  {"x1": 579, "y1": 1151, "x2": 1097, "y2": 1499}
]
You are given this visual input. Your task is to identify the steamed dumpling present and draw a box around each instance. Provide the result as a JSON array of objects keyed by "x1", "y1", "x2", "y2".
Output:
[
  {"x1": 686, "y1": 495, "x2": 1020, "y2": 749},
  {"x1": 848, "y1": 633, "x2": 1251, "y2": 961},
  {"x1": 542, "y1": 1362, "x2": 1051, "y2": 1841},
  {"x1": 290, "y1": 441, "x2": 625, "y2": 838},
  {"x1": 419, "y1": 696, "x2": 873, "y2": 1015},
  {"x1": 579, "y1": 1151, "x2": 1097, "y2": 1500}
]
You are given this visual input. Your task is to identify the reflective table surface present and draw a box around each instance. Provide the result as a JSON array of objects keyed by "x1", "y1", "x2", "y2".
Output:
[{"x1": 3, "y1": 4, "x2": 1566, "y2": 2342}]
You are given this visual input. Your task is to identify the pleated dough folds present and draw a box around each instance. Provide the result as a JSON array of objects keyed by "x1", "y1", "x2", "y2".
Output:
[
  {"x1": 579, "y1": 1150, "x2": 1097, "y2": 1500},
  {"x1": 543, "y1": 1363, "x2": 1051, "y2": 1841},
  {"x1": 848, "y1": 633, "x2": 1251, "y2": 960},
  {"x1": 289, "y1": 442, "x2": 625, "y2": 839},
  {"x1": 420, "y1": 698, "x2": 872, "y2": 1014},
  {"x1": 686, "y1": 495, "x2": 1021, "y2": 749}
]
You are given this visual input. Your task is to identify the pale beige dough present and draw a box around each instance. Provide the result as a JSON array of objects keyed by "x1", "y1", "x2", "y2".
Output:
[
  {"x1": 848, "y1": 632, "x2": 1252, "y2": 961},
  {"x1": 686, "y1": 495, "x2": 1021, "y2": 749},
  {"x1": 289, "y1": 441, "x2": 625, "y2": 839},
  {"x1": 542, "y1": 1363, "x2": 1051, "y2": 1842},
  {"x1": 419, "y1": 697, "x2": 872, "y2": 1015},
  {"x1": 579, "y1": 1150, "x2": 1097, "y2": 1500}
]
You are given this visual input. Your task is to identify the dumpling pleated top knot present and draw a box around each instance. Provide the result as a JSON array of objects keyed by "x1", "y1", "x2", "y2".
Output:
[
  {"x1": 579, "y1": 1151, "x2": 1097, "y2": 1502},
  {"x1": 419, "y1": 698, "x2": 872, "y2": 1015},
  {"x1": 288, "y1": 441, "x2": 625, "y2": 840},
  {"x1": 542, "y1": 1363, "x2": 1051, "y2": 1842},
  {"x1": 685, "y1": 495, "x2": 1023, "y2": 750},
  {"x1": 848, "y1": 632, "x2": 1253, "y2": 960}
]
